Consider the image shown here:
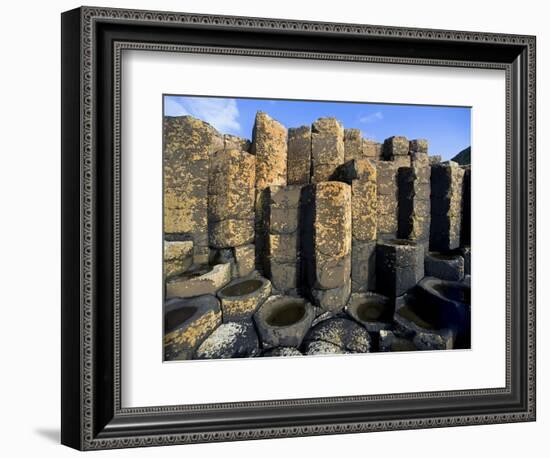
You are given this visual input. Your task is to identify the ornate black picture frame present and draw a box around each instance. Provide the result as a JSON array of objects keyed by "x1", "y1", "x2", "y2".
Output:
[{"x1": 61, "y1": 6, "x2": 536, "y2": 450}]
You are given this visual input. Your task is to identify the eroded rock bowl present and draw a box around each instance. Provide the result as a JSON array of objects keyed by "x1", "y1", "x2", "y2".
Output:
[
  {"x1": 393, "y1": 292, "x2": 455, "y2": 350},
  {"x1": 163, "y1": 295, "x2": 222, "y2": 361},
  {"x1": 432, "y1": 281, "x2": 470, "y2": 305},
  {"x1": 217, "y1": 276, "x2": 272, "y2": 322},
  {"x1": 165, "y1": 263, "x2": 231, "y2": 299},
  {"x1": 416, "y1": 277, "x2": 471, "y2": 349},
  {"x1": 254, "y1": 295, "x2": 314, "y2": 348},
  {"x1": 346, "y1": 292, "x2": 393, "y2": 332}
]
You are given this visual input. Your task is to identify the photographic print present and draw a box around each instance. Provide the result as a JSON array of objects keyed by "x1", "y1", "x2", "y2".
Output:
[{"x1": 162, "y1": 95, "x2": 472, "y2": 361}]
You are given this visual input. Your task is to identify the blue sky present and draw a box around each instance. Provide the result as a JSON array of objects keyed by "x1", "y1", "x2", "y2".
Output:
[{"x1": 164, "y1": 95, "x2": 471, "y2": 160}]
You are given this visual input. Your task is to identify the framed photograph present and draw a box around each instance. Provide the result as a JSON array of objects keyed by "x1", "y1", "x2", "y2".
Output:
[{"x1": 61, "y1": 6, "x2": 536, "y2": 450}]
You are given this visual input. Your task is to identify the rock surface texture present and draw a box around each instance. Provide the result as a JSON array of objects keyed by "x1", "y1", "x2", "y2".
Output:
[
  {"x1": 302, "y1": 317, "x2": 371, "y2": 354},
  {"x1": 164, "y1": 241, "x2": 194, "y2": 279},
  {"x1": 265, "y1": 185, "x2": 303, "y2": 293},
  {"x1": 164, "y1": 116, "x2": 223, "y2": 263},
  {"x1": 287, "y1": 126, "x2": 311, "y2": 185},
  {"x1": 164, "y1": 295, "x2": 222, "y2": 360},
  {"x1": 252, "y1": 112, "x2": 288, "y2": 275},
  {"x1": 310, "y1": 181, "x2": 352, "y2": 311},
  {"x1": 208, "y1": 148, "x2": 255, "y2": 248},
  {"x1": 376, "y1": 161, "x2": 399, "y2": 240},
  {"x1": 166, "y1": 263, "x2": 232, "y2": 299},
  {"x1": 217, "y1": 276, "x2": 272, "y2": 322},
  {"x1": 430, "y1": 161, "x2": 465, "y2": 251},
  {"x1": 335, "y1": 159, "x2": 378, "y2": 292},
  {"x1": 162, "y1": 112, "x2": 471, "y2": 360},
  {"x1": 376, "y1": 239, "x2": 424, "y2": 297},
  {"x1": 398, "y1": 164, "x2": 431, "y2": 245},
  {"x1": 194, "y1": 321, "x2": 260, "y2": 359},
  {"x1": 254, "y1": 295, "x2": 315, "y2": 348},
  {"x1": 311, "y1": 118, "x2": 344, "y2": 183}
]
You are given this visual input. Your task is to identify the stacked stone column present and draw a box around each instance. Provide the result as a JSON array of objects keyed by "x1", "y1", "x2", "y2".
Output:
[
  {"x1": 310, "y1": 182, "x2": 352, "y2": 312},
  {"x1": 265, "y1": 185, "x2": 303, "y2": 294},
  {"x1": 287, "y1": 126, "x2": 311, "y2": 185},
  {"x1": 362, "y1": 139, "x2": 384, "y2": 160},
  {"x1": 376, "y1": 162, "x2": 399, "y2": 240},
  {"x1": 208, "y1": 149, "x2": 256, "y2": 273},
  {"x1": 223, "y1": 134, "x2": 251, "y2": 153},
  {"x1": 251, "y1": 112, "x2": 288, "y2": 273},
  {"x1": 376, "y1": 240, "x2": 424, "y2": 298},
  {"x1": 164, "y1": 116, "x2": 223, "y2": 264},
  {"x1": 430, "y1": 161, "x2": 465, "y2": 251},
  {"x1": 311, "y1": 118, "x2": 344, "y2": 183},
  {"x1": 461, "y1": 165, "x2": 471, "y2": 246},
  {"x1": 398, "y1": 162, "x2": 431, "y2": 246},
  {"x1": 383, "y1": 136, "x2": 411, "y2": 168},
  {"x1": 334, "y1": 159, "x2": 377, "y2": 292},
  {"x1": 461, "y1": 165, "x2": 471, "y2": 275},
  {"x1": 344, "y1": 128, "x2": 362, "y2": 162},
  {"x1": 409, "y1": 139, "x2": 429, "y2": 160}
]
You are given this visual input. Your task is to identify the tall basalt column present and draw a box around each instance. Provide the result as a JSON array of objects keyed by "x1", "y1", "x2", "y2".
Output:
[
  {"x1": 311, "y1": 118, "x2": 344, "y2": 183},
  {"x1": 253, "y1": 112, "x2": 288, "y2": 191},
  {"x1": 362, "y1": 139, "x2": 383, "y2": 160},
  {"x1": 409, "y1": 138, "x2": 430, "y2": 167},
  {"x1": 430, "y1": 161, "x2": 465, "y2": 251},
  {"x1": 376, "y1": 239, "x2": 424, "y2": 298},
  {"x1": 252, "y1": 112, "x2": 288, "y2": 273},
  {"x1": 383, "y1": 135, "x2": 410, "y2": 168},
  {"x1": 383, "y1": 136, "x2": 410, "y2": 159},
  {"x1": 344, "y1": 128, "x2": 362, "y2": 162},
  {"x1": 334, "y1": 159, "x2": 377, "y2": 292},
  {"x1": 461, "y1": 165, "x2": 471, "y2": 246},
  {"x1": 409, "y1": 138, "x2": 429, "y2": 155},
  {"x1": 398, "y1": 164, "x2": 431, "y2": 246},
  {"x1": 224, "y1": 134, "x2": 251, "y2": 152},
  {"x1": 208, "y1": 149, "x2": 256, "y2": 249},
  {"x1": 311, "y1": 182, "x2": 352, "y2": 312},
  {"x1": 265, "y1": 185, "x2": 303, "y2": 294},
  {"x1": 376, "y1": 161, "x2": 399, "y2": 241},
  {"x1": 164, "y1": 116, "x2": 223, "y2": 264},
  {"x1": 287, "y1": 126, "x2": 311, "y2": 185}
]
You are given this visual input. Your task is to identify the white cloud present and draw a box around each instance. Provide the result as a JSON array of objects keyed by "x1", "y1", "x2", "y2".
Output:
[
  {"x1": 164, "y1": 97, "x2": 189, "y2": 116},
  {"x1": 359, "y1": 111, "x2": 383, "y2": 124},
  {"x1": 165, "y1": 96, "x2": 241, "y2": 135}
]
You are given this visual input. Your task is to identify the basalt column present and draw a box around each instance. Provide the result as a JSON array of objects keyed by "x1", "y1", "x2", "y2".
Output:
[
  {"x1": 376, "y1": 239, "x2": 424, "y2": 297},
  {"x1": 311, "y1": 182, "x2": 352, "y2": 312},
  {"x1": 252, "y1": 112, "x2": 288, "y2": 273},
  {"x1": 311, "y1": 118, "x2": 344, "y2": 183},
  {"x1": 208, "y1": 149, "x2": 256, "y2": 252},
  {"x1": 164, "y1": 116, "x2": 223, "y2": 264},
  {"x1": 265, "y1": 185, "x2": 303, "y2": 294},
  {"x1": 377, "y1": 161, "x2": 399, "y2": 241},
  {"x1": 334, "y1": 159, "x2": 377, "y2": 292},
  {"x1": 362, "y1": 139, "x2": 384, "y2": 160},
  {"x1": 224, "y1": 134, "x2": 251, "y2": 152},
  {"x1": 287, "y1": 126, "x2": 311, "y2": 185},
  {"x1": 398, "y1": 163, "x2": 431, "y2": 246},
  {"x1": 383, "y1": 135, "x2": 411, "y2": 168},
  {"x1": 344, "y1": 128, "x2": 362, "y2": 162},
  {"x1": 461, "y1": 165, "x2": 471, "y2": 276},
  {"x1": 410, "y1": 139, "x2": 430, "y2": 168},
  {"x1": 461, "y1": 165, "x2": 471, "y2": 246},
  {"x1": 430, "y1": 161, "x2": 465, "y2": 251}
]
